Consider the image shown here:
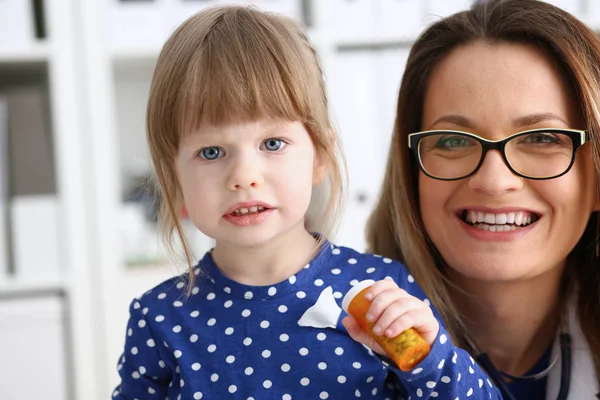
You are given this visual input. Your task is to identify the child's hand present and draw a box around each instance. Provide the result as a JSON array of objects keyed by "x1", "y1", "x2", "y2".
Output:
[{"x1": 341, "y1": 278, "x2": 439, "y2": 357}]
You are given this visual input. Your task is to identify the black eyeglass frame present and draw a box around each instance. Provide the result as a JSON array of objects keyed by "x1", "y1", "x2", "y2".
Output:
[{"x1": 407, "y1": 128, "x2": 588, "y2": 181}]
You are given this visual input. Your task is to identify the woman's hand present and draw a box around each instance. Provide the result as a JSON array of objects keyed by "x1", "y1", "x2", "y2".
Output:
[{"x1": 342, "y1": 278, "x2": 439, "y2": 357}]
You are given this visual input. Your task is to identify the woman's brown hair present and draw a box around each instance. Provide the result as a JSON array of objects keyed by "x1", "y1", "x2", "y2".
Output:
[
  {"x1": 146, "y1": 6, "x2": 346, "y2": 286},
  {"x1": 366, "y1": 0, "x2": 600, "y2": 382}
]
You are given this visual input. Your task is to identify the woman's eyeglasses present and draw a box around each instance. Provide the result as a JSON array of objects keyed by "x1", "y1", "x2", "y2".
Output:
[{"x1": 407, "y1": 128, "x2": 587, "y2": 181}]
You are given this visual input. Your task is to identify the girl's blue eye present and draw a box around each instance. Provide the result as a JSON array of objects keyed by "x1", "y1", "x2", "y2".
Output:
[
  {"x1": 199, "y1": 147, "x2": 224, "y2": 160},
  {"x1": 261, "y1": 138, "x2": 286, "y2": 151}
]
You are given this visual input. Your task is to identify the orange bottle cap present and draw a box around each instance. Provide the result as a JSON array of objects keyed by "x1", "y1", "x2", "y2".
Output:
[{"x1": 341, "y1": 279, "x2": 375, "y2": 314}]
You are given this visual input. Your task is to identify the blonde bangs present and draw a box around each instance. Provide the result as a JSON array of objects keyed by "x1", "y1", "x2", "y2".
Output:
[{"x1": 175, "y1": 7, "x2": 322, "y2": 136}]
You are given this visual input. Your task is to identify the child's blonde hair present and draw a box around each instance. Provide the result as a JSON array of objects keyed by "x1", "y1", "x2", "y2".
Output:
[{"x1": 146, "y1": 5, "x2": 346, "y2": 281}]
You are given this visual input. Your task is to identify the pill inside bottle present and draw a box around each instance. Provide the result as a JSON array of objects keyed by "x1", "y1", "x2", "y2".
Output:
[{"x1": 342, "y1": 279, "x2": 431, "y2": 372}]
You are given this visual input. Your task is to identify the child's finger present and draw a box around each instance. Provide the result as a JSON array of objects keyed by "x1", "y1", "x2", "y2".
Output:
[
  {"x1": 365, "y1": 288, "x2": 411, "y2": 323},
  {"x1": 341, "y1": 315, "x2": 383, "y2": 354},
  {"x1": 371, "y1": 297, "x2": 426, "y2": 335},
  {"x1": 362, "y1": 279, "x2": 400, "y2": 301},
  {"x1": 385, "y1": 309, "x2": 439, "y2": 345}
]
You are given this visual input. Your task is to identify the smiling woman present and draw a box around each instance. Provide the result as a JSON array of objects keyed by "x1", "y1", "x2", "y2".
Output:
[{"x1": 367, "y1": 0, "x2": 600, "y2": 399}]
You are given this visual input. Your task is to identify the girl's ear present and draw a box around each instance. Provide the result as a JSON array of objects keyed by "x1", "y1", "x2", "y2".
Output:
[{"x1": 312, "y1": 149, "x2": 330, "y2": 186}]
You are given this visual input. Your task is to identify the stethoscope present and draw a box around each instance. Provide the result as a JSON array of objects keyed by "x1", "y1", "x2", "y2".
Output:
[{"x1": 464, "y1": 322, "x2": 572, "y2": 400}]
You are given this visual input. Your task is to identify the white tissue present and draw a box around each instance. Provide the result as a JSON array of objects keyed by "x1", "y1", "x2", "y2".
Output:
[{"x1": 297, "y1": 286, "x2": 342, "y2": 329}]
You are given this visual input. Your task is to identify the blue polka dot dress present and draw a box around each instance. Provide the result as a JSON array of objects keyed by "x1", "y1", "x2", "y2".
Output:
[{"x1": 112, "y1": 242, "x2": 502, "y2": 399}]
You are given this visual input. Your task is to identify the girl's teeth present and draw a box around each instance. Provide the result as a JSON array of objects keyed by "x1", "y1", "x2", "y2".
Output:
[
  {"x1": 249, "y1": 206, "x2": 258, "y2": 213},
  {"x1": 232, "y1": 206, "x2": 267, "y2": 216}
]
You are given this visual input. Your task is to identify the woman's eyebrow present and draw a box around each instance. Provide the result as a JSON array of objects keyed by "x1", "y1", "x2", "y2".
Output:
[{"x1": 512, "y1": 112, "x2": 569, "y2": 129}]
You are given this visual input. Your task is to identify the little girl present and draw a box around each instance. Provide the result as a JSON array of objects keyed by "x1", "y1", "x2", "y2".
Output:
[{"x1": 112, "y1": 5, "x2": 501, "y2": 399}]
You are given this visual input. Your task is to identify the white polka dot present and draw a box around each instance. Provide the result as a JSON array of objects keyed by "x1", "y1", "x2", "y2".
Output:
[
  {"x1": 174, "y1": 350, "x2": 182, "y2": 358},
  {"x1": 226, "y1": 355, "x2": 235, "y2": 363},
  {"x1": 366, "y1": 376, "x2": 374, "y2": 383},
  {"x1": 314, "y1": 279, "x2": 324, "y2": 286},
  {"x1": 431, "y1": 393, "x2": 438, "y2": 398},
  {"x1": 383, "y1": 257, "x2": 392, "y2": 263},
  {"x1": 478, "y1": 379, "x2": 483, "y2": 388},
  {"x1": 304, "y1": 263, "x2": 310, "y2": 269},
  {"x1": 423, "y1": 299, "x2": 431, "y2": 306},
  {"x1": 296, "y1": 291, "x2": 306, "y2": 299},
  {"x1": 458, "y1": 372, "x2": 462, "y2": 382},
  {"x1": 147, "y1": 339, "x2": 155, "y2": 347},
  {"x1": 332, "y1": 248, "x2": 341, "y2": 255},
  {"x1": 173, "y1": 301, "x2": 183, "y2": 307},
  {"x1": 193, "y1": 393, "x2": 203, "y2": 400},
  {"x1": 157, "y1": 294, "x2": 166, "y2": 300},
  {"x1": 127, "y1": 328, "x2": 132, "y2": 337},
  {"x1": 228, "y1": 385, "x2": 237, "y2": 393},
  {"x1": 155, "y1": 315, "x2": 165, "y2": 322},
  {"x1": 283, "y1": 395, "x2": 291, "y2": 400},
  {"x1": 210, "y1": 373, "x2": 218, "y2": 382},
  {"x1": 192, "y1": 363, "x2": 201, "y2": 371},
  {"x1": 207, "y1": 318, "x2": 216, "y2": 326},
  {"x1": 280, "y1": 334, "x2": 289, "y2": 342},
  {"x1": 335, "y1": 347, "x2": 344, "y2": 355},
  {"x1": 223, "y1": 287, "x2": 231, "y2": 293},
  {"x1": 333, "y1": 292, "x2": 342, "y2": 299},
  {"x1": 158, "y1": 360, "x2": 165, "y2": 368},
  {"x1": 353, "y1": 362, "x2": 361, "y2": 369},
  {"x1": 206, "y1": 293, "x2": 215, "y2": 300},
  {"x1": 243, "y1": 337, "x2": 252, "y2": 346},
  {"x1": 268, "y1": 287, "x2": 277, "y2": 296},
  {"x1": 469, "y1": 366, "x2": 475, "y2": 374},
  {"x1": 260, "y1": 320, "x2": 270, "y2": 328},
  {"x1": 439, "y1": 334, "x2": 448, "y2": 344},
  {"x1": 416, "y1": 388, "x2": 423, "y2": 397},
  {"x1": 192, "y1": 287, "x2": 199, "y2": 295},
  {"x1": 225, "y1": 327, "x2": 234, "y2": 335},
  {"x1": 131, "y1": 347, "x2": 138, "y2": 355},
  {"x1": 299, "y1": 347, "x2": 309, "y2": 356},
  {"x1": 467, "y1": 388, "x2": 473, "y2": 396},
  {"x1": 263, "y1": 380, "x2": 272, "y2": 389},
  {"x1": 438, "y1": 359, "x2": 445, "y2": 369},
  {"x1": 190, "y1": 310, "x2": 199, "y2": 318},
  {"x1": 281, "y1": 363, "x2": 291, "y2": 372},
  {"x1": 289, "y1": 276, "x2": 296, "y2": 284},
  {"x1": 426, "y1": 381, "x2": 436, "y2": 388},
  {"x1": 331, "y1": 268, "x2": 341, "y2": 275},
  {"x1": 138, "y1": 320, "x2": 146, "y2": 328},
  {"x1": 173, "y1": 325, "x2": 182, "y2": 333},
  {"x1": 452, "y1": 352, "x2": 458, "y2": 363},
  {"x1": 317, "y1": 332, "x2": 326, "y2": 341},
  {"x1": 207, "y1": 344, "x2": 216, "y2": 353},
  {"x1": 354, "y1": 389, "x2": 361, "y2": 397},
  {"x1": 132, "y1": 371, "x2": 140, "y2": 379},
  {"x1": 176, "y1": 282, "x2": 185, "y2": 289},
  {"x1": 366, "y1": 267, "x2": 376, "y2": 273},
  {"x1": 148, "y1": 387, "x2": 155, "y2": 394},
  {"x1": 244, "y1": 291, "x2": 253, "y2": 299},
  {"x1": 300, "y1": 377, "x2": 310, "y2": 386},
  {"x1": 190, "y1": 334, "x2": 198, "y2": 343},
  {"x1": 241, "y1": 309, "x2": 251, "y2": 317},
  {"x1": 372, "y1": 388, "x2": 377, "y2": 395},
  {"x1": 337, "y1": 375, "x2": 346, "y2": 383},
  {"x1": 441, "y1": 376, "x2": 451, "y2": 383},
  {"x1": 412, "y1": 367, "x2": 423, "y2": 374},
  {"x1": 350, "y1": 279, "x2": 359, "y2": 286},
  {"x1": 348, "y1": 258, "x2": 357, "y2": 264},
  {"x1": 245, "y1": 367, "x2": 254, "y2": 375},
  {"x1": 262, "y1": 350, "x2": 271, "y2": 358},
  {"x1": 318, "y1": 362, "x2": 327, "y2": 370},
  {"x1": 224, "y1": 300, "x2": 233, "y2": 308},
  {"x1": 320, "y1": 392, "x2": 329, "y2": 399},
  {"x1": 142, "y1": 307, "x2": 148, "y2": 315},
  {"x1": 407, "y1": 274, "x2": 415, "y2": 283},
  {"x1": 278, "y1": 305, "x2": 287, "y2": 313}
]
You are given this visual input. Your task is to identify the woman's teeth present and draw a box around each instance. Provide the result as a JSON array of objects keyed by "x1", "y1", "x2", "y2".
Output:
[
  {"x1": 231, "y1": 206, "x2": 266, "y2": 216},
  {"x1": 463, "y1": 210, "x2": 538, "y2": 232}
]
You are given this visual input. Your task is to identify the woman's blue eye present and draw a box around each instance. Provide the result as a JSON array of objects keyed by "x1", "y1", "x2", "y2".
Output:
[
  {"x1": 199, "y1": 147, "x2": 223, "y2": 160},
  {"x1": 261, "y1": 138, "x2": 286, "y2": 151},
  {"x1": 435, "y1": 136, "x2": 470, "y2": 148}
]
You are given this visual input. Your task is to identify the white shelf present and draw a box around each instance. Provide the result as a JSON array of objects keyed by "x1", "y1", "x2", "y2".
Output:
[
  {"x1": 0, "y1": 276, "x2": 65, "y2": 297},
  {"x1": 0, "y1": 42, "x2": 50, "y2": 64}
]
